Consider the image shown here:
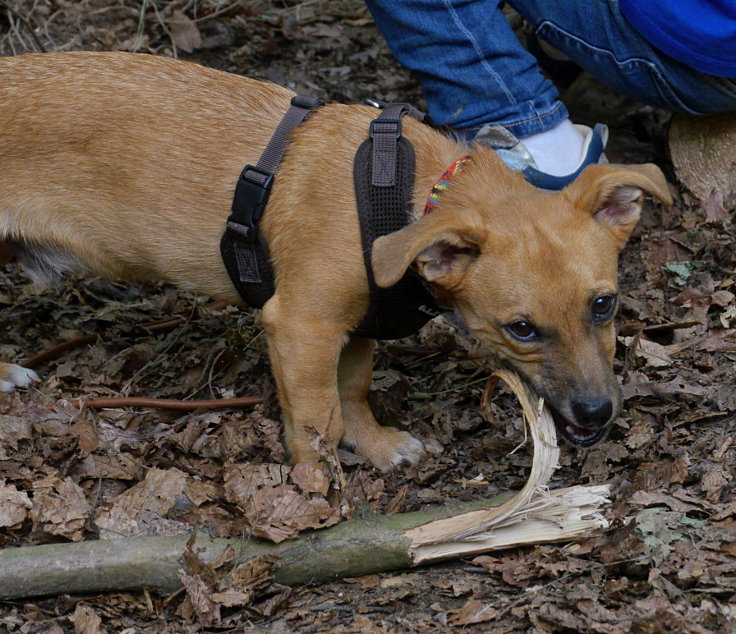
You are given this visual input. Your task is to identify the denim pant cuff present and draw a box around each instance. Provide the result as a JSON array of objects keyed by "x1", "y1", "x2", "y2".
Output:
[{"x1": 466, "y1": 99, "x2": 570, "y2": 138}]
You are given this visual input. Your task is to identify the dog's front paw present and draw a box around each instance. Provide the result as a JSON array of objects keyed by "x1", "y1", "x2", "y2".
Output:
[
  {"x1": 357, "y1": 428, "x2": 426, "y2": 472},
  {"x1": 0, "y1": 363, "x2": 39, "y2": 392}
]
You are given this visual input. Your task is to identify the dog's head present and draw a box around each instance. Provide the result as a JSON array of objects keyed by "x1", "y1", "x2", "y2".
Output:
[{"x1": 372, "y1": 158, "x2": 672, "y2": 447}]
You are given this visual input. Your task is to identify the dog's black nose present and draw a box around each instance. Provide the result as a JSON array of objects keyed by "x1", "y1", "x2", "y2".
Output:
[{"x1": 572, "y1": 397, "x2": 613, "y2": 427}]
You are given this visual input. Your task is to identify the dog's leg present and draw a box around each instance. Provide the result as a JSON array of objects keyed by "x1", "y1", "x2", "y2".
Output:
[
  {"x1": 338, "y1": 337, "x2": 425, "y2": 471},
  {"x1": 263, "y1": 300, "x2": 347, "y2": 469},
  {"x1": 0, "y1": 362, "x2": 39, "y2": 392}
]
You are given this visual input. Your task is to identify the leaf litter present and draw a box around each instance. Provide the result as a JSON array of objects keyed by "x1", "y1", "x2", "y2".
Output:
[{"x1": 0, "y1": 1, "x2": 734, "y2": 631}]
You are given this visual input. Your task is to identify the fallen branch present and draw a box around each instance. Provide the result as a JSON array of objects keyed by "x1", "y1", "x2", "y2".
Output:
[
  {"x1": 21, "y1": 315, "x2": 265, "y2": 411},
  {"x1": 68, "y1": 396, "x2": 264, "y2": 410},
  {"x1": 22, "y1": 334, "x2": 99, "y2": 370},
  {"x1": 22, "y1": 316, "x2": 187, "y2": 369},
  {"x1": 0, "y1": 370, "x2": 610, "y2": 599},
  {"x1": 0, "y1": 486, "x2": 608, "y2": 600}
]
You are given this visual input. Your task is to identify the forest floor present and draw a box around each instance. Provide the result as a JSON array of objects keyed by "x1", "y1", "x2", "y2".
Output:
[{"x1": 0, "y1": 1, "x2": 734, "y2": 632}]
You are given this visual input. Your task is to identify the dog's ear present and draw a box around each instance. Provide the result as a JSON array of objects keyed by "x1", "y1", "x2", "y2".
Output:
[
  {"x1": 372, "y1": 214, "x2": 484, "y2": 289},
  {"x1": 567, "y1": 163, "x2": 672, "y2": 245}
]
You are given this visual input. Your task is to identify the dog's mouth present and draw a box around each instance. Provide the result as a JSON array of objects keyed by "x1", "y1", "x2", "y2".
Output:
[{"x1": 549, "y1": 408, "x2": 609, "y2": 448}]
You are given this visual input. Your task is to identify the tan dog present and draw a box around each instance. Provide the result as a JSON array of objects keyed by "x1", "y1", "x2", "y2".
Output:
[{"x1": 0, "y1": 52, "x2": 671, "y2": 472}]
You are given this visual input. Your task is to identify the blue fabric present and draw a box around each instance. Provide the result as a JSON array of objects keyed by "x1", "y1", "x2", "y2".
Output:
[
  {"x1": 619, "y1": 0, "x2": 736, "y2": 77},
  {"x1": 364, "y1": 0, "x2": 568, "y2": 136},
  {"x1": 366, "y1": 0, "x2": 736, "y2": 137}
]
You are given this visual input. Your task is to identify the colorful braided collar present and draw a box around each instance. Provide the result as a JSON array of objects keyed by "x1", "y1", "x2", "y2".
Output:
[{"x1": 423, "y1": 156, "x2": 473, "y2": 215}]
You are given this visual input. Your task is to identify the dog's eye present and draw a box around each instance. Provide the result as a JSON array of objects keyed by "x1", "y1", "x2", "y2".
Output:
[
  {"x1": 505, "y1": 320, "x2": 538, "y2": 341},
  {"x1": 592, "y1": 294, "x2": 617, "y2": 321}
]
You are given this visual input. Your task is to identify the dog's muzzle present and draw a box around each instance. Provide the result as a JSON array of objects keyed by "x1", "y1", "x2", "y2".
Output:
[{"x1": 549, "y1": 399, "x2": 615, "y2": 448}]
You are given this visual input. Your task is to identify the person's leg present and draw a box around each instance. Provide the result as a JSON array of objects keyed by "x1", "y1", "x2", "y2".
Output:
[
  {"x1": 509, "y1": 0, "x2": 736, "y2": 115},
  {"x1": 365, "y1": 0, "x2": 605, "y2": 185},
  {"x1": 364, "y1": 0, "x2": 567, "y2": 137}
]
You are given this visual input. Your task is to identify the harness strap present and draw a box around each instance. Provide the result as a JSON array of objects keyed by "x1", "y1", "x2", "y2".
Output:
[
  {"x1": 369, "y1": 103, "x2": 425, "y2": 187},
  {"x1": 353, "y1": 105, "x2": 441, "y2": 340},
  {"x1": 220, "y1": 95, "x2": 323, "y2": 308}
]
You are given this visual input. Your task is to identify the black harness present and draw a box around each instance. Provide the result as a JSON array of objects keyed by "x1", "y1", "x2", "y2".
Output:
[
  {"x1": 220, "y1": 95, "x2": 324, "y2": 309},
  {"x1": 220, "y1": 97, "x2": 441, "y2": 340}
]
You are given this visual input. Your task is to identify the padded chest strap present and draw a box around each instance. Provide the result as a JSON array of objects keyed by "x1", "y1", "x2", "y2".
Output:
[
  {"x1": 352, "y1": 104, "x2": 442, "y2": 340},
  {"x1": 220, "y1": 95, "x2": 323, "y2": 308}
]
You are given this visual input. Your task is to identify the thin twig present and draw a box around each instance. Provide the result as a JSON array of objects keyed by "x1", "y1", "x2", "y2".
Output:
[
  {"x1": 148, "y1": 0, "x2": 177, "y2": 58},
  {"x1": 20, "y1": 316, "x2": 187, "y2": 370},
  {"x1": 191, "y1": 0, "x2": 242, "y2": 22},
  {"x1": 69, "y1": 395, "x2": 264, "y2": 410},
  {"x1": 408, "y1": 375, "x2": 489, "y2": 400},
  {"x1": 140, "y1": 316, "x2": 188, "y2": 332},
  {"x1": 2, "y1": 2, "x2": 47, "y2": 52},
  {"x1": 22, "y1": 334, "x2": 99, "y2": 370}
]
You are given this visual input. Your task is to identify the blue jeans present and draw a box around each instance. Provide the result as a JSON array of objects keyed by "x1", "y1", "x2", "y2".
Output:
[{"x1": 365, "y1": 0, "x2": 736, "y2": 137}]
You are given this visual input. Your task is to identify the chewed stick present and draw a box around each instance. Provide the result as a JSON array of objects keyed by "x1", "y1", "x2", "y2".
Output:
[{"x1": 405, "y1": 369, "x2": 610, "y2": 563}]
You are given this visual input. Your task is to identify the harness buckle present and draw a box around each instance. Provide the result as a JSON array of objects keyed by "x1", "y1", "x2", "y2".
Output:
[
  {"x1": 369, "y1": 118, "x2": 402, "y2": 139},
  {"x1": 229, "y1": 164, "x2": 274, "y2": 234}
]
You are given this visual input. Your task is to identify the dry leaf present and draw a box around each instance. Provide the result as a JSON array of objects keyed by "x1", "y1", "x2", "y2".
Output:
[
  {"x1": 450, "y1": 578, "x2": 475, "y2": 597},
  {"x1": 168, "y1": 10, "x2": 201, "y2": 53},
  {"x1": 622, "y1": 336, "x2": 673, "y2": 367},
  {"x1": 701, "y1": 464, "x2": 731, "y2": 502},
  {"x1": 449, "y1": 598, "x2": 498, "y2": 625},
  {"x1": 79, "y1": 454, "x2": 141, "y2": 480},
  {"x1": 216, "y1": 556, "x2": 275, "y2": 606},
  {"x1": 344, "y1": 469, "x2": 383, "y2": 507},
  {"x1": 179, "y1": 572, "x2": 219, "y2": 626},
  {"x1": 711, "y1": 290, "x2": 735, "y2": 307},
  {"x1": 629, "y1": 491, "x2": 702, "y2": 513},
  {"x1": 290, "y1": 461, "x2": 328, "y2": 495},
  {"x1": 71, "y1": 417, "x2": 99, "y2": 457},
  {"x1": 350, "y1": 615, "x2": 383, "y2": 633},
  {"x1": 304, "y1": 23, "x2": 343, "y2": 38},
  {"x1": 107, "y1": 467, "x2": 187, "y2": 517},
  {"x1": 30, "y1": 476, "x2": 91, "y2": 541},
  {"x1": 94, "y1": 468, "x2": 194, "y2": 538},
  {"x1": 224, "y1": 463, "x2": 289, "y2": 507},
  {"x1": 0, "y1": 480, "x2": 32, "y2": 528},
  {"x1": 0, "y1": 414, "x2": 32, "y2": 459},
  {"x1": 70, "y1": 604, "x2": 105, "y2": 634},
  {"x1": 702, "y1": 190, "x2": 729, "y2": 224},
  {"x1": 385, "y1": 485, "x2": 407, "y2": 516},
  {"x1": 184, "y1": 479, "x2": 216, "y2": 506},
  {"x1": 243, "y1": 484, "x2": 340, "y2": 543},
  {"x1": 719, "y1": 305, "x2": 736, "y2": 328},
  {"x1": 209, "y1": 589, "x2": 251, "y2": 607}
]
